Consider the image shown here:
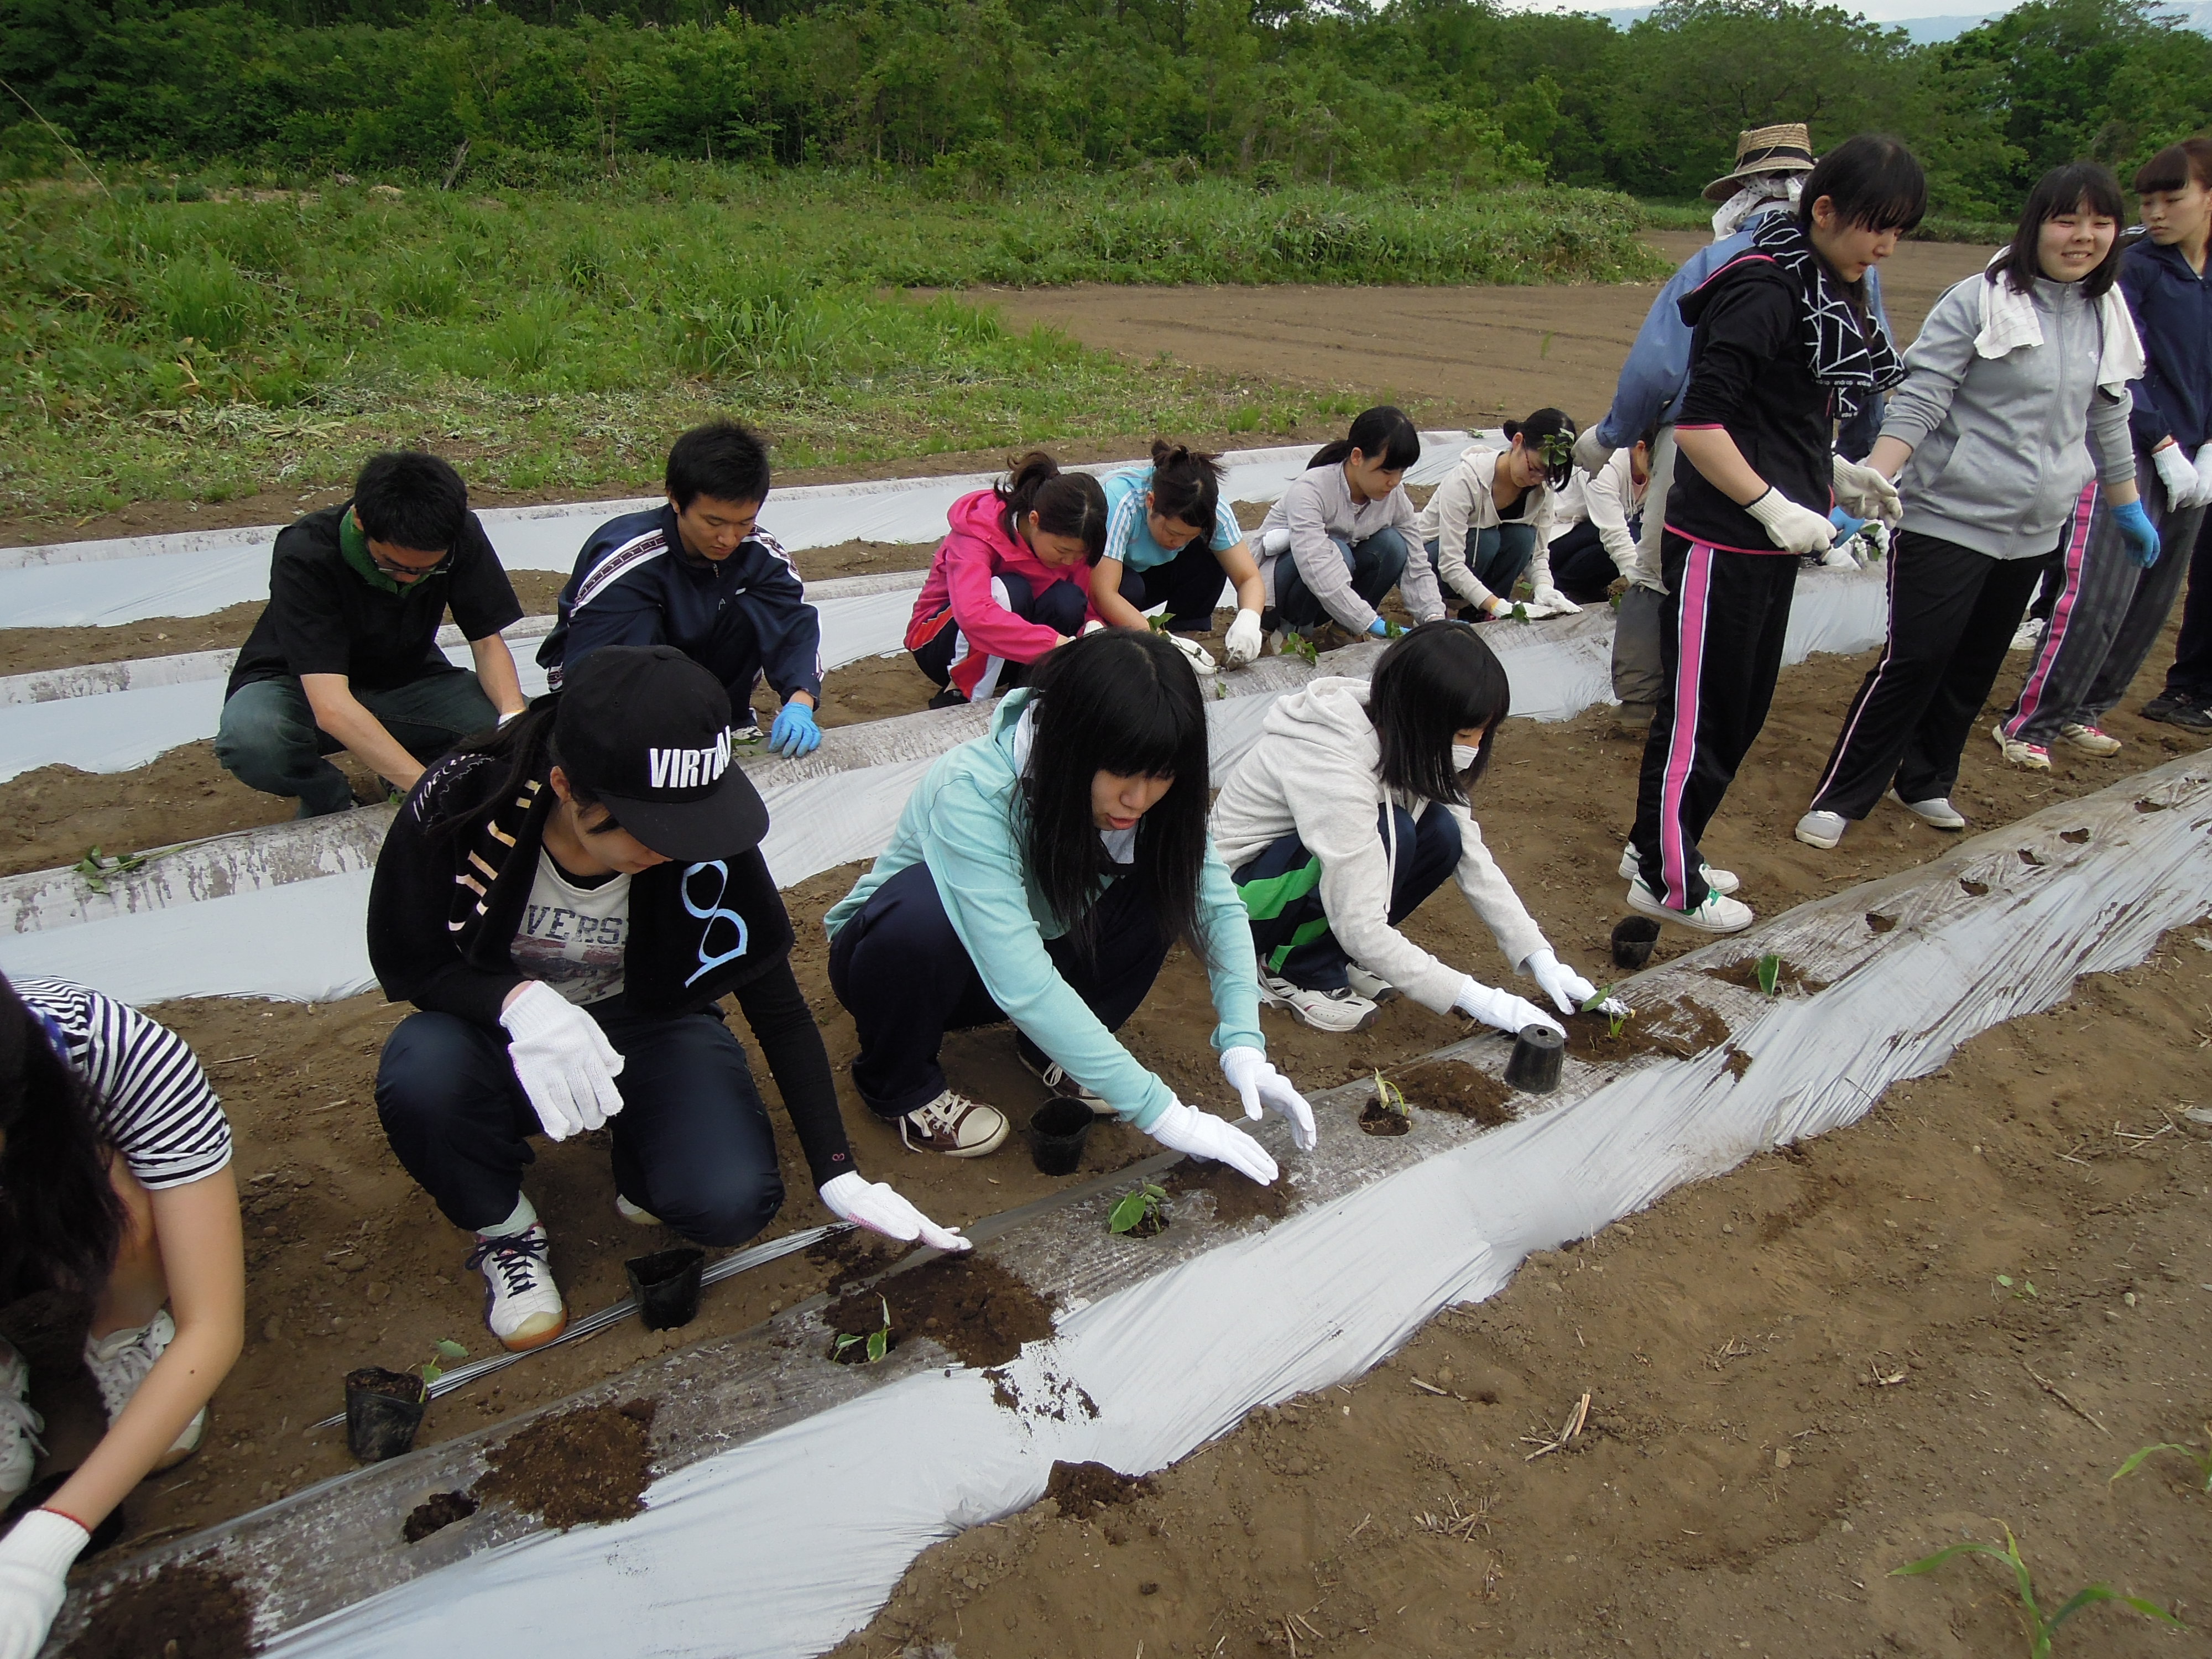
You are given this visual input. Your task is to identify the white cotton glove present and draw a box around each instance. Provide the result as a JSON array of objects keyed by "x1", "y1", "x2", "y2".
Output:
[
  {"x1": 1219, "y1": 1045, "x2": 1316, "y2": 1152},
  {"x1": 1148, "y1": 1098, "x2": 1278, "y2": 1186},
  {"x1": 2152, "y1": 442, "x2": 2201, "y2": 509},
  {"x1": 1832, "y1": 455, "x2": 1903, "y2": 529},
  {"x1": 1746, "y1": 488, "x2": 1837, "y2": 555},
  {"x1": 1223, "y1": 608, "x2": 1265, "y2": 668},
  {"x1": 0, "y1": 1509, "x2": 88, "y2": 1659},
  {"x1": 1260, "y1": 526, "x2": 1292, "y2": 557},
  {"x1": 1454, "y1": 975, "x2": 1565, "y2": 1038},
  {"x1": 818, "y1": 1170, "x2": 971, "y2": 1253},
  {"x1": 1523, "y1": 947, "x2": 1598, "y2": 1015},
  {"x1": 1165, "y1": 631, "x2": 1217, "y2": 673},
  {"x1": 2193, "y1": 441, "x2": 2212, "y2": 502},
  {"x1": 1573, "y1": 427, "x2": 1615, "y2": 478},
  {"x1": 1528, "y1": 585, "x2": 1581, "y2": 618},
  {"x1": 499, "y1": 980, "x2": 626, "y2": 1142}
]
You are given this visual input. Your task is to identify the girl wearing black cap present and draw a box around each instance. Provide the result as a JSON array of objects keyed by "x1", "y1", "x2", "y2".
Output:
[{"x1": 368, "y1": 644, "x2": 965, "y2": 1353}]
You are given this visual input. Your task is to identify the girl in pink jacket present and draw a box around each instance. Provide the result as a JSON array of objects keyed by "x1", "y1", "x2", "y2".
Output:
[{"x1": 907, "y1": 452, "x2": 1109, "y2": 705}]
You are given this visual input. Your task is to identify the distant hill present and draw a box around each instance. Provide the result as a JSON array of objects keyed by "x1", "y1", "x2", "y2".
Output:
[{"x1": 1585, "y1": 0, "x2": 2210, "y2": 38}]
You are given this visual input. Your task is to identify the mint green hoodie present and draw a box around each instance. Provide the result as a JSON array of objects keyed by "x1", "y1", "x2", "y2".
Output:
[{"x1": 824, "y1": 690, "x2": 1264, "y2": 1129}]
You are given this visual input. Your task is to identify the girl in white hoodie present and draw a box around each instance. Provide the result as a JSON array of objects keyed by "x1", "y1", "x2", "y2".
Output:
[
  {"x1": 1212, "y1": 622, "x2": 1613, "y2": 1035},
  {"x1": 1415, "y1": 410, "x2": 1584, "y2": 622}
]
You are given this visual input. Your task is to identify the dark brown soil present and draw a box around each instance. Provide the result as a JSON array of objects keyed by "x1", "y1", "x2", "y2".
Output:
[
  {"x1": 1562, "y1": 995, "x2": 1731, "y2": 1065},
  {"x1": 399, "y1": 1489, "x2": 478, "y2": 1544},
  {"x1": 62, "y1": 1562, "x2": 255, "y2": 1659},
  {"x1": 823, "y1": 1255, "x2": 1056, "y2": 1370},
  {"x1": 472, "y1": 1398, "x2": 659, "y2": 1531},
  {"x1": 0, "y1": 1288, "x2": 95, "y2": 1375},
  {"x1": 1702, "y1": 956, "x2": 1830, "y2": 997},
  {"x1": 1043, "y1": 1460, "x2": 1155, "y2": 1522},
  {"x1": 342, "y1": 1366, "x2": 424, "y2": 1403},
  {"x1": 1163, "y1": 1155, "x2": 1293, "y2": 1225},
  {"x1": 1394, "y1": 1058, "x2": 1517, "y2": 1126},
  {"x1": 1357, "y1": 1098, "x2": 1412, "y2": 1136}
]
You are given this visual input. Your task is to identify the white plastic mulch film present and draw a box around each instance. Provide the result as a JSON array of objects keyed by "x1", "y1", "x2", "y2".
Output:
[{"x1": 254, "y1": 754, "x2": 2212, "y2": 1659}]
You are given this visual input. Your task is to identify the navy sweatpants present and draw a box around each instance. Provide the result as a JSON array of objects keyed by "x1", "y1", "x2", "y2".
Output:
[
  {"x1": 1230, "y1": 803, "x2": 1461, "y2": 989},
  {"x1": 1118, "y1": 538, "x2": 1232, "y2": 632}
]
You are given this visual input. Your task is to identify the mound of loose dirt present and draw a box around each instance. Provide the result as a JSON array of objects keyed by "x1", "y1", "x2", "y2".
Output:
[
  {"x1": 64, "y1": 1562, "x2": 255, "y2": 1658},
  {"x1": 1044, "y1": 1460, "x2": 1155, "y2": 1522},
  {"x1": 473, "y1": 1399, "x2": 659, "y2": 1531},
  {"x1": 1392, "y1": 1058, "x2": 1516, "y2": 1126},
  {"x1": 822, "y1": 1255, "x2": 1056, "y2": 1370}
]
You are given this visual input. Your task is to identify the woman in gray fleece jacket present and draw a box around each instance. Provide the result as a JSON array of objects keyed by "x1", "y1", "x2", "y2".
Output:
[{"x1": 1796, "y1": 164, "x2": 2152, "y2": 849}]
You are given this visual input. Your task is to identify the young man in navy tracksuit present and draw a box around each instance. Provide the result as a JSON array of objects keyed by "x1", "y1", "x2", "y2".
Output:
[{"x1": 538, "y1": 421, "x2": 826, "y2": 758}]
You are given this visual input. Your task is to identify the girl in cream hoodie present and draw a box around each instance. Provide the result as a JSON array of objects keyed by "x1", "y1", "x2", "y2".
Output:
[
  {"x1": 1212, "y1": 622, "x2": 1616, "y2": 1034},
  {"x1": 1415, "y1": 410, "x2": 1584, "y2": 620}
]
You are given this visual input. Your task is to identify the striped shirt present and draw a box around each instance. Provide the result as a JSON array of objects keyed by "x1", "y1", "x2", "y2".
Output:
[
  {"x1": 17, "y1": 979, "x2": 233, "y2": 1190},
  {"x1": 1102, "y1": 467, "x2": 1244, "y2": 573}
]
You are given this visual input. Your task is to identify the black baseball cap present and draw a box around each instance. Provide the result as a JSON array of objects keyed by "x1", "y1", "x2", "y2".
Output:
[{"x1": 553, "y1": 645, "x2": 770, "y2": 862}]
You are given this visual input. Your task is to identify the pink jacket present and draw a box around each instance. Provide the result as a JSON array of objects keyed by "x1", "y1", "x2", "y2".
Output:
[{"x1": 905, "y1": 489, "x2": 1096, "y2": 697}]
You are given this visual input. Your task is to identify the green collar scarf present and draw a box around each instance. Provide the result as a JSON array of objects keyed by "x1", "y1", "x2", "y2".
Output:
[{"x1": 340, "y1": 507, "x2": 446, "y2": 598}]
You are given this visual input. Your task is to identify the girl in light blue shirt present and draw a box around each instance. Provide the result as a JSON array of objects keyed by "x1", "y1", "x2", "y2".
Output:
[{"x1": 1090, "y1": 441, "x2": 1269, "y2": 669}]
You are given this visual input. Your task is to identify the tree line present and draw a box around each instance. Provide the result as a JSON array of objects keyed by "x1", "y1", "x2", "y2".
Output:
[{"x1": 3, "y1": 0, "x2": 2209, "y2": 217}]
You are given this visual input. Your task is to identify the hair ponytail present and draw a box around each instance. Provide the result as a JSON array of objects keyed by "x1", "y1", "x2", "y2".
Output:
[
  {"x1": 1310, "y1": 405, "x2": 1422, "y2": 473},
  {"x1": 1146, "y1": 439, "x2": 1225, "y2": 533},
  {"x1": 998, "y1": 451, "x2": 1109, "y2": 560}
]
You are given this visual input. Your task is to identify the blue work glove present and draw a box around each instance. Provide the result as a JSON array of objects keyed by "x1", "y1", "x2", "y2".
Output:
[
  {"x1": 766, "y1": 700, "x2": 821, "y2": 757},
  {"x1": 1366, "y1": 618, "x2": 1404, "y2": 639},
  {"x1": 2110, "y1": 499, "x2": 2161, "y2": 568},
  {"x1": 1828, "y1": 507, "x2": 1870, "y2": 541}
]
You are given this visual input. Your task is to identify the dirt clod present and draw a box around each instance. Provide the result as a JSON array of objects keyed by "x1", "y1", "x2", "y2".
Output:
[
  {"x1": 1392, "y1": 1059, "x2": 1515, "y2": 1126},
  {"x1": 1164, "y1": 1155, "x2": 1293, "y2": 1225},
  {"x1": 64, "y1": 1563, "x2": 254, "y2": 1659},
  {"x1": 1044, "y1": 1460, "x2": 1154, "y2": 1521},
  {"x1": 1357, "y1": 1099, "x2": 1411, "y2": 1136},
  {"x1": 400, "y1": 1489, "x2": 479, "y2": 1543},
  {"x1": 823, "y1": 1255, "x2": 1055, "y2": 1370},
  {"x1": 1562, "y1": 997, "x2": 1729, "y2": 1064},
  {"x1": 474, "y1": 1399, "x2": 659, "y2": 1531}
]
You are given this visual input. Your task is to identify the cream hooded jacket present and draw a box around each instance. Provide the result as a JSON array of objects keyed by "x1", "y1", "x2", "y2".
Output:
[
  {"x1": 1210, "y1": 676, "x2": 1550, "y2": 1014},
  {"x1": 1412, "y1": 446, "x2": 1562, "y2": 611}
]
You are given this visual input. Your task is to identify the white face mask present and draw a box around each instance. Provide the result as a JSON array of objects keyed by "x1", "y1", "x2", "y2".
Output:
[{"x1": 1452, "y1": 744, "x2": 1483, "y2": 774}]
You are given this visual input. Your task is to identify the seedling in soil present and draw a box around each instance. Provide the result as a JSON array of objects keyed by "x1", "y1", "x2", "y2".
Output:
[
  {"x1": 1994, "y1": 1273, "x2": 2038, "y2": 1301},
  {"x1": 1579, "y1": 984, "x2": 1629, "y2": 1039},
  {"x1": 1108, "y1": 1180, "x2": 1168, "y2": 1238},
  {"x1": 1358, "y1": 1071, "x2": 1413, "y2": 1135},
  {"x1": 832, "y1": 1295, "x2": 893, "y2": 1365},
  {"x1": 74, "y1": 846, "x2": 147, "y2": 894},
  {"x1": 1890, "y1": 1522, "x2": 2182, "y2": 1656},
  {"x1": 1755, "y1": 953, "x2": 1782, "y2": 997},
  {"x1": 420, "y1": 1338, "x2": 468, "y2": 1386},
  {"x1": 1509, "y1": 602, "x2": 1530, "y2": 623},
  {"x1": 2112, "y1": 1426, "x2": 2212, "y2": 1493}
]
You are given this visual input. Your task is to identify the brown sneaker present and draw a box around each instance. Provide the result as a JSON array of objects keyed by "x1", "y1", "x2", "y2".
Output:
[{"x1": 898, "y1": 1090, "x2": 1010, "y2": 1157}]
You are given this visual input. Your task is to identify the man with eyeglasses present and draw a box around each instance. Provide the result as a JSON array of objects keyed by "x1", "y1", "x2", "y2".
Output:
[{"x1": 217, "y1": 451, "x2": 528, "y2": 817}]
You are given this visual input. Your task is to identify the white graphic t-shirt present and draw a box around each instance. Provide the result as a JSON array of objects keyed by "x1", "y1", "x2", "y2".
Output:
[{"x1": 509, "y1": 849, "x2": 632, "y2": 1005}]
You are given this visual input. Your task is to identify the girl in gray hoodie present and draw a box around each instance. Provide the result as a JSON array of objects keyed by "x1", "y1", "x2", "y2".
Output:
[{"x1": 1796, "y1": 163, "x2": 2152, "y2": 849}]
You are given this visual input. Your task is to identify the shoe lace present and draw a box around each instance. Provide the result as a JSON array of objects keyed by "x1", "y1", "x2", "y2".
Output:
[
  {"x1": 467, "y1": 1229, "x2": 551, "y2": 1297},
  {"x1": 0, "y1": 1390, "x2": 44, "y2": 1456},
  {"x1": 86, "y1": 1326, "x2": 164, "y2": 1418}
]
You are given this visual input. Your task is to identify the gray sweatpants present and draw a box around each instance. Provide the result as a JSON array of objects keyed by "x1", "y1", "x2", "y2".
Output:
[
  {"x1": 1610, "y1": 425, "x2": 1675, "y2": 711},
  {"x1": 2002, "y1": 448, "x2": 2209, "y2": 747}
]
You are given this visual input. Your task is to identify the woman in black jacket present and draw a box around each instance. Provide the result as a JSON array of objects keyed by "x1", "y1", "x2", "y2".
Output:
[{"x1": 368, "y1": 644, "x2": 964, "y2": 1352}]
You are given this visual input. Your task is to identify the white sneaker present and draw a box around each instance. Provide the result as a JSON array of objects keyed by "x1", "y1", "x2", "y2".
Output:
[
  {"x1": 2059, "y1": 722, "x2": 2122, "y2": 757},
  {"x1": 84, "y1": 1310, "x2": 205, "y2": 1468},
  {"x1": 466, "y1": 1223, "x2": 568, "y2": 1352},
  {"x1": 615, "y1": 1193, "x2": 663, "y2": 1228},
  {"x1": 1617, "y1": 843, "x2": 1739, "y2": 895},
  {"x1": 1019, "y1": 1044, "x2": 1114, "y2": 1117},
  {"x1": 1890, "y1": 791, "x2": 1966, "y2": 830},
  {"x1": 1625, "y1": 879, "x2": 1754, "y2": 935},
  {"x1": 899, "y1": 1090, "x2": 1011, "y2": 1157},
  {"x1": 1794, "y1": 810, "x2": 1848, "y2": 849},
  {"x1": 0, "y1": 1342, "x2": 45, "y2": 1505},
  {"x1": 1259, "y1": 974, "x2": 1379, "y2": 1033},
  {"x1": 1344, "y1": 964, "x2": 1399, "y2": 1003},
  {"x1": 2008, "y1": 615, "x2": 2045, "y2": 653},
  {"x1": 1992, "y1": 722, "x2": 2052, "y2": 771}
]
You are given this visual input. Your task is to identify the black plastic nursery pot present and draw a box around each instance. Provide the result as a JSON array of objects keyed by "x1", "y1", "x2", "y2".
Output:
[
  {"x1": 343, "y1": 1367, "x2": 428, "y2": 1463},
  {"x1": 625, "y1": 1246, "x2": 707, "y2": 1331},
  {"x1": 1504, "y1": 1024, "x2": 1566, "y2": 1094},
  {"x1": 1027, "y1": 1099, "x2": 1094, "y2": 1176},
  {"x1": 1610, "y1": 916, "x2": 1661, "y2": 969}
]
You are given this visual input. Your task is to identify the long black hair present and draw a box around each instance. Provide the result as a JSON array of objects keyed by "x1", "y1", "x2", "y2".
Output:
[
  {"x1": 0, "y1": 974, "x2": 129, "y2": 1305},
  {"x1": 1366, "y1": 622, "x2": 1512, "y2": 804},
  {"x1": 1146, "y1": 439, "x2": 1225, "y2": 531},
  {"x1": 997, "y1": 451, "x2": 1109, "y2": 559},
  {"x1": 1797, "y1": 134, "x2": 1926, "y2": 235},
  {"x1": 1990, "y1": 163, "x2": 2127, "y2": 299},
  {"x1": 1311, "y1": 405, "x2": 1421, "y2": 473},
  {"x1": 421, "y1": 696, "x2": 622, "y2": 843},
  {"x1": 1502, "y1": 408, "x2": 1578, "y2": 490},
  {"x1": 1021, "y1": 630, "x2": 1211, "y2": 963}
]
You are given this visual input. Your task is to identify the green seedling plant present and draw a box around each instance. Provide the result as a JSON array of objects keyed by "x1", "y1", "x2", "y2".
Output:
[
  {"x1": 1108, "y1": 1180, "x2": 1168, "y2": 1236},
  {"x1": 1286, "y1": 632, "x2": 1319, "y2": 667},
  {"x1": 832, "y1": 1294, "x2": 893, "y2": 1364},
  {"x1": 1371, "y1": 1070, "x2": 1410, "y2": 1120},
  {"x1": 74, "y1": 846, "x2": 147, "y2": 895},
  {"x1": 2112, "y1": 1425, "x2": 2212, "y2": 1493},
  {"x1": 1755, "y1": 953, "x2": 1782, "y2": 997},
  {"x1": 1580, "y1": 984, "x2": 1629, "y2": 1039},
  {"x1": 1890, "y1": 1522, "x2": 2182, "y2": 1656},
  {"x1": 1510, "y1": 601, "x2": 1530, "y2": 623},
  {"x1": 1994, "y1": 1272, "x2": 2038, "y2": 1300},
  {"x1": 419, "y1": 1338, "x2": 468, "y2": 1387}
]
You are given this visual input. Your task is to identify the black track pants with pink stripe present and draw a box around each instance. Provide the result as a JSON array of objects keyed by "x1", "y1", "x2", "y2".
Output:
[
  {"x1": 1807, "y1": 529, "x2": 2048, "y2": 820},
  {"x1": 1628, "y1": 534, "x2": 1798, "y2": 911}
]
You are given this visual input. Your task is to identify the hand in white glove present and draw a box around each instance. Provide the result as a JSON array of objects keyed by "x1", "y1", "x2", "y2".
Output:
[
  {"x1": 1454, "y1": 975, "x2": 1566, "y2": 1038},
  {"x1": 1523, "y1": 947, "x2": 1599, "y2": 1015},
  {"x1": 499, "y1": 981, "x2": 625, "y2": 1142},
  {"x1": 1219, "y1": 1045, "x2": 1316, "y2": 1152},
  {"x1": 1746, "y1": 487, "x2": 1836, "y2": 555},
  {"x1": 2194, "y1": 441, "x2": 2212, "y2": 501},
  {"x1": 0, "y1": 1510, "x2": 88, "y2": 1659},
  {"x1": 2152, "y1": 441, "x2": 2201, "y2": 509},
  {"x1": 1528, "y1": 585, "x2": 1582, "y2": 618},
  {"x1": 1148, "y1": 1098, "x2": 1277, "y2": 1186},
  {"x1": 1164, "y1": 630, "x2": 1217, "y2": 673},
  {"x1": 1260, "y1": 526, "x2": 1292, "y2": 557},
  {"x1": 1081, "y1": 619, "x2": 1107, "y2": 637},
  {"x1": 1832, "y1": 455, "x2": 1902, "y2": 529},
  {"x1": 1223, "y1": 608, "x2": 1265, "y2": 668},
  {"x1": 818, "y1": 1170, "x2": 971, "y2": 1253},
  {"x1": 1573, "y1": 427, "x2": 1615, "y2": 478}
]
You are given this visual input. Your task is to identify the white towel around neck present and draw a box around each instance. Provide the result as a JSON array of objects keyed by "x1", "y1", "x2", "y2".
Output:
[{"x1": 1973, "y1": 256, "x2": 2145, "y2": 395}]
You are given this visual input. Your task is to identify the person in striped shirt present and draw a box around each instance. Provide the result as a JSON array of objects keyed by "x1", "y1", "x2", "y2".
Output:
[
  {"x1": 1088, "y1": 441, "x2": 1269, "y2": 671},
  {"x1": 0, "y1": 974, "x2": 243, "y2": 1659}
]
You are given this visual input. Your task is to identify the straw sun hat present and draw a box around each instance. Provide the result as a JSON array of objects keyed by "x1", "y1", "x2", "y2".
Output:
[{"x1": 1702, "y1": 123, "x2": 1816, "y2": 202}]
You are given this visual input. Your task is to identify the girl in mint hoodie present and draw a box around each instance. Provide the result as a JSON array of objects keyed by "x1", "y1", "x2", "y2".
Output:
[
  {"x1": 905, "y1": 452, "x2": 1108, "y2": 707},
  {"x1": 827, "y1": 629, "x2": 1313, "y2": 1174}
]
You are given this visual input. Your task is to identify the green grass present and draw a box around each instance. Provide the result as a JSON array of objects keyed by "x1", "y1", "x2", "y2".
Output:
[
  {"x1": 1635, "y1": 197, "x2": 2011, "y2": 245},
  {"x1": 0, "y1": 165, "x2": 1662, "y2": 523}
]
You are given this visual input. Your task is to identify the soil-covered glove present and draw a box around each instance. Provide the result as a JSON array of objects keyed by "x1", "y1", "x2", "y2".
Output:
[
  {"x1": 2152, "y1": 442, "x2": 2201, "y2": 509},
  {"x1": 766, "y1": 701, "x2": 820, "y2": 758},
  {"x1": 1148, "y1": 1098, "x2": 1277, "y2": 1186},
  {"x1": 1455, "y1": 975, "x2": 1566, "y2": 1038},
  {"x1": 1746, "y1": 487, "x2": 1837, "y2": 556},
  {"x1": 1523, "y1": 947, "x2": 1600, "y2": 1016},
  {"x1": 1528, "y1": 586, "x2": 1581, "y2": 618},
  {"x1": 499, "y1": 981, "x2": 625, "y2": 1142},
  {"x1": 1165, "y1": 631, "x2": 1217, "y2": 672},
  {"x1": 0, "y1": 1509, "x2": 87, "y2": 1659},
  {"x1": 1573, "y1": 427, "x2": 1615, "y2": 477},
  {"x1": 2111, "y1": 498, "x2": 2162, "y2": 567},
  {"x1": 1219, "y1": 1045, "x2": 1316, "y2": 1152},
  {"x1": 1832, "y1": 454, "x2": 1902, "y2": 529},
  {"x1": 818, "y1": 1171, "x2": 970, "y2": 1253},
  {"x1": 1223, "y1": 608, "x2": 1264, "y2": 668}
]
